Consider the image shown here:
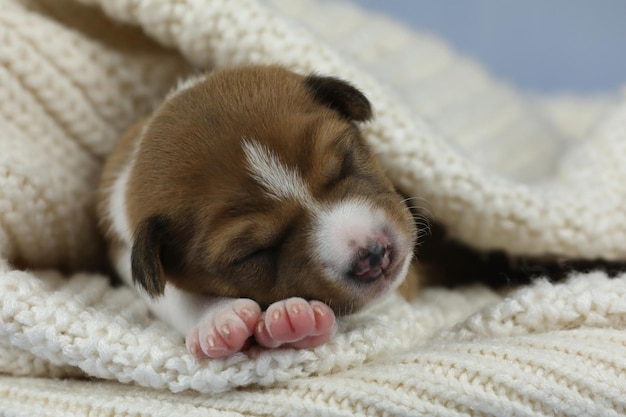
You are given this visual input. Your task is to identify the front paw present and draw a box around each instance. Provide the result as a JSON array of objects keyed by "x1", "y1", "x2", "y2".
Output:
[
  {"x1": 186, "y1": 297, "x2": 337, "y2": 359},
  {"x1": 186, "y1": 298, "x2": 261, "y2": 359},
  {"x1": 254, "y1": 298, "x2": 337, "y2": 350}
]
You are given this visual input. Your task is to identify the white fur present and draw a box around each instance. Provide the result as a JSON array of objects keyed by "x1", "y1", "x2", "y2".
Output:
[
  {"x1": 112, "y1": 244, "x2": 224, "y2": 335},
  {"x1": 107, "y1": 122, "x2": 149, "y2": 244},
  {"x1": 165, "y1": 73, "x2": 208, "y2": 101},
  {"x1": 313, "y1": 199, "x2": 387, "y2": 277},
  {"x1": 389, "y1": 251, "x2": 413, "y2": 292},
  {"x1": 242, "y1": 138, "x2": 313, "y2": 206},
  {"x1": 109, "y1": 164, "x2": 134, "y2": 243}
]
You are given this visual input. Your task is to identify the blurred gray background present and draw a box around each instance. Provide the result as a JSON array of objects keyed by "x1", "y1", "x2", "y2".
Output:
[{"x1": 352, "y1": 0, "x2": 626, "y2": 94}]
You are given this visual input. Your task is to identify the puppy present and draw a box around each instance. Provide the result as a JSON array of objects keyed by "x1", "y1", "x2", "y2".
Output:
[{"x1": 98, "y1": 65, "x2": 417, "y2": 359}]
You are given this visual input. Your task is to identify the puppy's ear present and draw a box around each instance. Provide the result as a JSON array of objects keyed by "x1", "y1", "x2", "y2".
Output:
[
  {"x1": 131, "y1": 215, "x2": 171, "y2": 297},
  {"x1": 305, "y1": 75, "x2": 373, "y2": 122}
]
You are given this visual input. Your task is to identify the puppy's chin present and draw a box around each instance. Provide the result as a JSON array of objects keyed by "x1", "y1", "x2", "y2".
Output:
[
  {"x1": 330, "y1": 252, "x2": 414, "y2": 316},
  {"x1": 354, "y1": 253, "x2": 415, "y2": 313}
]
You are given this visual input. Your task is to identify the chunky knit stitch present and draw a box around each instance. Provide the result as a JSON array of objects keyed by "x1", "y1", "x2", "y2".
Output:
[{"x1": 1, "y1": 0, "x2": 626, "y2": 416}]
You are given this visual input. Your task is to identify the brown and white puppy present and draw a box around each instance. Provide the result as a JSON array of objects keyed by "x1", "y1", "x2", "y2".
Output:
[{"x1": 98, "y1": 65, "x2": 417, "y2": 359}]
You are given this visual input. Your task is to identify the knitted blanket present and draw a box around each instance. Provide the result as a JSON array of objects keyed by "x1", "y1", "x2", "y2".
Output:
[{"x1": 2, "y1": 0, "x2": 626, "y2": 415}]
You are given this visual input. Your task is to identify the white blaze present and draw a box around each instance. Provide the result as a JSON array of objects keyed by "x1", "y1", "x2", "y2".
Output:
[{"x1": 242, "y1": 138, "x2": 312, "y2": 206}]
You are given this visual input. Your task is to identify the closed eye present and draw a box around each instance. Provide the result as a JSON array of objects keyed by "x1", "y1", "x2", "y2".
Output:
[
  {"x1": 225, "y1": 217, "x2": 293, "y2": 267},
  {"x1": 339, "y1": 148, "x2": 355, "y2": 178},
  {"x1": 244, "y1": 246, "x2": 278, "y2": 261},
  {"x1": 231, "y1": 244, "x2": 279, "y2": 266},
  {"x1": 324, "y1": 148, "x2": 355, "y2": 190}
]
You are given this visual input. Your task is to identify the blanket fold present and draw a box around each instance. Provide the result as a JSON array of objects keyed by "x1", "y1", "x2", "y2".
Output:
[{"x1": 1, "y1": 0, "x2": 626, "y2": 415}]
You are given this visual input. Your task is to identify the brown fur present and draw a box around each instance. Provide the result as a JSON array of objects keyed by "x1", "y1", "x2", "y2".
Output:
[{"x1": 98, "y1": 66, "x2": 416, "y2": 315}]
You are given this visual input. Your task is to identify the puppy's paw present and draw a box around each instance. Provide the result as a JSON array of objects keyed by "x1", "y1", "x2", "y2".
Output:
[
  {"x1": 186, "y1": 298, "x2": 261, "y2": 359},
  {"x1": 254, "y1": 298, "x2": 337, "y2": 349}
]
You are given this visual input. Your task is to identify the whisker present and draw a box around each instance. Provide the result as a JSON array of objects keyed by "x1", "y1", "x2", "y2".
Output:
[
  {"x1": 408, "y1": 211, "x2": 431, "y2": 220},
  {"x1": 415, "y1": 221, "x2": 433, "y2": 231},
  {"x1": 401, "y1": 197, "x2": 433, "y2": 211},
  {"x1": 400, "y1": 196, "x2": 432, "y2": 206},
  {"x1": 415, "y1": 222, "x2": 433, "y2": 233},
  {"x1": 404, "y1": 205, "x2": 434, "y2": 219},
  {"x1": 410, "y1": 216, "x2": 432, "y2": 226},
  {"x1": 405, "y1": 204, "x2": 432, "y2": 210},
  {"x1": 414, "y1": 225, "x2": 432, "y2": 233}
]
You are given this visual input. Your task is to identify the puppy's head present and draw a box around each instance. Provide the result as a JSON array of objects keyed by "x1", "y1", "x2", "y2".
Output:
[{"x1": 128, "y1": 66, "x2": 416, "y2": 315}]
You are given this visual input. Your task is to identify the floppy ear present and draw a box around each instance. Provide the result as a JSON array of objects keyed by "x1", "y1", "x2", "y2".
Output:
[
  {"x1": 304, "y1": 75, "x2": 373, "y2": 122},
  {"x1": 131, "y1": 215, "x2": 171, "y2": 297}
]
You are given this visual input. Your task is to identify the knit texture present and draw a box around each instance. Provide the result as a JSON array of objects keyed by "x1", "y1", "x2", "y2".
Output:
[{"x1": 1, "y1": 0, "x2": 626, "y2": 415}]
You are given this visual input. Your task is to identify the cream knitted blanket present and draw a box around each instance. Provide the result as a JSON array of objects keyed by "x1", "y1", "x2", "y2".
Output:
[{"x1": 2, "y1": 0, "x2": 626, "y2": 415}]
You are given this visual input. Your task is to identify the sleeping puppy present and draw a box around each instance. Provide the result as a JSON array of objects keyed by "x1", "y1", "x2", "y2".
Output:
[{"x1": 98, "y1": 65, "x2": 417, "y2": 359}]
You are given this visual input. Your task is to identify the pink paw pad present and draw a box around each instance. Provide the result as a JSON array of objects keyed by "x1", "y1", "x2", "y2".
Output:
[
  {"x1": 255, "y1": 298, "x2": 336, "y2": 349},
  {"x1": 186, "y1": 299, "x2": 261, "y2": 359}
]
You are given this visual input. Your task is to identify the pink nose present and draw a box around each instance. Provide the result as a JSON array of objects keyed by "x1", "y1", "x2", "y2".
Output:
[{"x1": 350, "y1": 240, "x2": 391, "y2": 282}]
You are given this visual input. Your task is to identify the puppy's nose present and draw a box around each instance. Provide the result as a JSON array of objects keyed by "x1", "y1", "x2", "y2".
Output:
[{"x1": 350, "y1": 240, "x2": 391, "y2": 282}]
